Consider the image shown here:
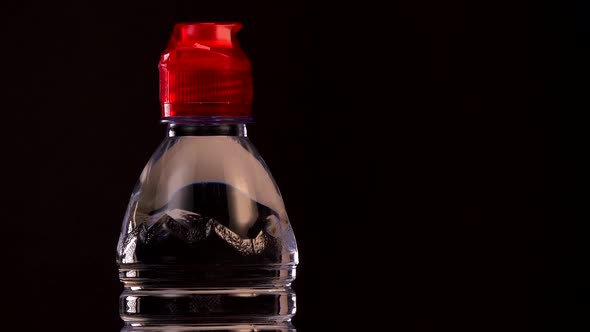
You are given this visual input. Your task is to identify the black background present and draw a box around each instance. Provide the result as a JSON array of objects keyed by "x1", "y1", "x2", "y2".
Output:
[{"x1": 0, "y1": 0, "x2": 581, "y2": 331}]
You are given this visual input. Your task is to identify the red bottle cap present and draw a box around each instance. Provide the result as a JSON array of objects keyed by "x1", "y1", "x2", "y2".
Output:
[{"x1": 159, "y1": 23, "x2": 253, "y2": 120}]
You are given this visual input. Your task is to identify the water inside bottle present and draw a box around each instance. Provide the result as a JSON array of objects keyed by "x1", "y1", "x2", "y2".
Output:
[{"x1": 117, "y1": 135, "x2": 297, "y2": 331}]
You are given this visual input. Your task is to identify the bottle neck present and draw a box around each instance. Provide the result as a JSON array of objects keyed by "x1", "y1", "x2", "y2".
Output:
[{"x1": 167, "y1": 122, "x2": 248, "y2": 137}]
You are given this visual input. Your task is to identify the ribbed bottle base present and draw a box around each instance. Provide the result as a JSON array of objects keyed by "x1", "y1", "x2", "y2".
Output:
[
  {"x1": 119, "y1": 264, "x2": 296, "y2": 331},
  {"x1": 122, "y1": 323, "x2": 295, "y2": 332}
]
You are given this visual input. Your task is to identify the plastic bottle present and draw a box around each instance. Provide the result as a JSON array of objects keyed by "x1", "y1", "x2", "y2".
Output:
[{"x1": 117, "y1": 22, "x2": 298, "y2": 331}]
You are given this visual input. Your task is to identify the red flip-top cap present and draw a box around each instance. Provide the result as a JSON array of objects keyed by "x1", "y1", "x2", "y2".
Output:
[{"x1": 159, "y1": 23, "x2": 253, "y2": 120}]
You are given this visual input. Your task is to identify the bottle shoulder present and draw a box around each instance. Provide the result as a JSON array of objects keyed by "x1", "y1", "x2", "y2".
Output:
[
  {"x1": 117, "y1": 135, "x2": 298, "y2": 267},
  {"x1": 137, "y1": 136, "x2": 286, "y2": 217}
]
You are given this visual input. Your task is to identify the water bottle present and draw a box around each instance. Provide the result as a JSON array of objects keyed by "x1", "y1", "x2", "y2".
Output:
[{"x1": 117, "y1": 22, "x2": 298, "y2": 331}]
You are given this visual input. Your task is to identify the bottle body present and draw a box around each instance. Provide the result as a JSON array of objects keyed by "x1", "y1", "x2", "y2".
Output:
[{"x1": 117, "y1": 123, "x2": 298, "y2": 331}]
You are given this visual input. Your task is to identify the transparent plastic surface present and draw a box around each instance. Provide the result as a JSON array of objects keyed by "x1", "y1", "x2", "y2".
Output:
[{"x1": 117, "y1": 124, "x2": 298, "y2": 331}]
